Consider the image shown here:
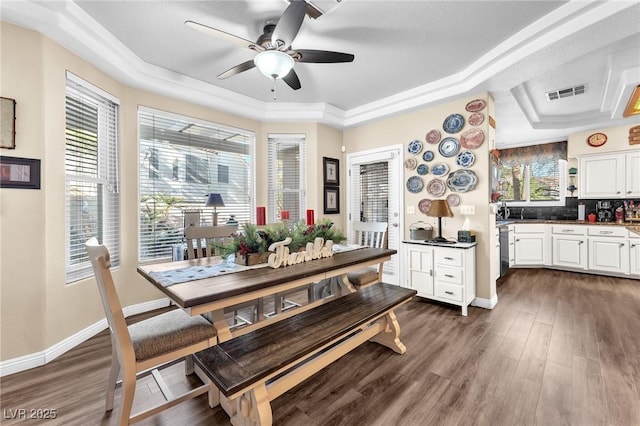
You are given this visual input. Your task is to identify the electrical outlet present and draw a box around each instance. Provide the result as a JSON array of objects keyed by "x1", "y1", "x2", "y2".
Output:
[
  {"x1": 407, "y1": 206, "x2": 415, "y2": 214},
  {"x1": 460, "y1": 205, "x2": 476, "y2": 215}
]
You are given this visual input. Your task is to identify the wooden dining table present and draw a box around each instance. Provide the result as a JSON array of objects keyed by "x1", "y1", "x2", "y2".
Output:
[{"x1": 137, "y1": 247, "x2": 396, "y2": 342}]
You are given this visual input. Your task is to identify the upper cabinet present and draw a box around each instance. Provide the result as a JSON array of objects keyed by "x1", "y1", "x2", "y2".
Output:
[{"x1": 579, "y1": 151, "x2": 639, "y2": 198}]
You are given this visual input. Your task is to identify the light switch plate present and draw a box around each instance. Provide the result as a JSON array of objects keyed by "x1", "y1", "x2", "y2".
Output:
[
  {"x1": 407, "y1": 206, "x2": 415, "y2": 214},
  {"x1": 460, "y1": 205, "x2": 476, "y2": 215}
]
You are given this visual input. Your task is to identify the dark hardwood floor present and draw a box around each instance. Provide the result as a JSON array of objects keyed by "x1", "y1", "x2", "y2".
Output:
[{"x1": 1, "y1": 269, "x2": 639, "y2": 425}]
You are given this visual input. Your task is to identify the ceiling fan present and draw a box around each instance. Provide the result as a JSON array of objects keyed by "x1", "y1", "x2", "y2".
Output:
[{"x1": 185, "y1": 0, "x2": 354, "y2": 91}]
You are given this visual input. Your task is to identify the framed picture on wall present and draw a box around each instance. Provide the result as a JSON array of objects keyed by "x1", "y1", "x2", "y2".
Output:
[
  {"x1": 0, "y1": 156, "x2": 41, "y2": 189},
  {"x1": 323, "y1": 186, "x2": 340, "y2": 214},
  {"x1": 1, "y1": 97, "x2": 16, "y2": 149},
  {"x1": 323, "y1": 157, "x2": 339, "y2": 185}
]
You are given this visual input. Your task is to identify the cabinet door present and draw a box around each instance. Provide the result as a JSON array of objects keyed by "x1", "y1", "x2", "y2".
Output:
[
  {"x1": 552, "y1": 235, "x2": 587, "y2": 269},
  {"x1": 406, "y1": 245, "x2": 434, "y2": 296},
  {"x1": 588, "y1": 238, "x2": 629, "y2": 274},
  {"x1": 630, "y1": 240, "x2": 640, "y2": 277},
  {"x1": 626, "y1": 151, "x2": 640, "y2": 197},
  {"x1": 514, "y1": 235, "x2": 545, "y2": 265},
  {"x1": 579, "y1": 154, "x2": 625, "y2": 198}
]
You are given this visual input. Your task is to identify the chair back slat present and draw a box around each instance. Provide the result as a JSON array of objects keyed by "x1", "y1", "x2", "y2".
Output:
[
  {"x1": 184, "y1": 225, "x2": 238, "y2": 259},
  {"x1": 352, "y1": 221, "x2": 388, "y2": 249}
]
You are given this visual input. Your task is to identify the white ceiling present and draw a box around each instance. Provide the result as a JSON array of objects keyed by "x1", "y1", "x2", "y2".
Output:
[{"x1": 2, "y1": 0, "x2": 640, "y2": 147}]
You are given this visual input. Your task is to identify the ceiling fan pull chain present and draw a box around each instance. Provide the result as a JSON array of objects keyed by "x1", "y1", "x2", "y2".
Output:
[{"x1": 271, "y1": 76, "x2": 277, "y2": 100}]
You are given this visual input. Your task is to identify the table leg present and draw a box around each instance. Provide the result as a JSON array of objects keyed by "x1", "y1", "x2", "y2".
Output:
[
  {"x1": 211, "y1": 309, "x2": 233, "y2": 342},
  {"x1": 369, "y1": 310, "x2": 406, "y2": 354}
]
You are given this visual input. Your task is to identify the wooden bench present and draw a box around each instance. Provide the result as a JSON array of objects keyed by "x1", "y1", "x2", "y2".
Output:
[{"x1": 193, "y1": 282, "x2": 416, "y2": 425}]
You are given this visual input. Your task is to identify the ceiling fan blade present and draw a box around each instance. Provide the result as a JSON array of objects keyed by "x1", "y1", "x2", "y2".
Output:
[
  {"x1": 217, "y1": 60, "x2": 256, "y2": 79},
  {"x1": 293, "y1": 49, "x2": 355, "y2": 63},
  {"x1": 272, "y1": 0, "x2": 307, "y2": 48},
  {"x1": 185, "y1": 20, "x2": 263, "y2": 51},
  {"x1": 283, "y1": 69, "x2": 301, "y2": 90},
  {"x1": 285, "y1": 0, "x2": 324, "y2": 19}
]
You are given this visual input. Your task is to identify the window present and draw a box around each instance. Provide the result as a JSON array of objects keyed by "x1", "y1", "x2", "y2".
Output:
[
  {"x1": 139, "y1": 108, "x2": 254, "y2": 262},
  {"x1": 65, "y1": 72, "x2": 120, "y2": 283},
  {"x1": 496, "y1": 141, "x2": 567, "y2": 206},
  {"x1": 268, "y1": 134, "x2": 306, "y2": 222}
]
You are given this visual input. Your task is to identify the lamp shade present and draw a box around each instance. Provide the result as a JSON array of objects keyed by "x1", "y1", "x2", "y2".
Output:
[
  {"x1": 205, "y1": 193, "x2": 225, "y2": 208},
  {"x1": 426, "y1": 199, "x2": 453, "y2": 218},
  {"x1": 254, "y1": 50, "x2": 294, "y2": 79}
]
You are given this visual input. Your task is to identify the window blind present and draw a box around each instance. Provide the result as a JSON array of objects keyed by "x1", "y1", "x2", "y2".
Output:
[
  {"x1": 65, "y1": 77, "x2": 120, "y2": 283},
  {"x1": 267, "y1": 135, "x2": 306, "y2": 222},
  {"x1": 139, "y1": 109, "x2": 254, "y2": 261}
]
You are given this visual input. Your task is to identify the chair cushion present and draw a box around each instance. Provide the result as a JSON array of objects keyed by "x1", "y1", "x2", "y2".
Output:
[
  {"x1": 129, "y1": 309, "x2": 216, "y2": 362},
  {"x1": 347, "y1": 267, "x2": 379, "y2": 288}
]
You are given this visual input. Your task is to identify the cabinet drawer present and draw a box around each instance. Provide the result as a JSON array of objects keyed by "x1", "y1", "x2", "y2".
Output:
[
  {"x1": 514, "y1": 224, "x2": 546, "y2": 233},
  {"x1": 588, "y1": 227, "x2": 628, "y2": 238},
  {"x1": 435, "y1": 249, "x2": 463, "y2": 267},
  {"x1": 551, "y1": 225, "x2": 586, "y2": 235},
  {"x1": 436, "y1": 282, "x2": 463, "y2": 303},
  {"x1": 436, "y1": 266, "x2": 462, "y2": 284}
]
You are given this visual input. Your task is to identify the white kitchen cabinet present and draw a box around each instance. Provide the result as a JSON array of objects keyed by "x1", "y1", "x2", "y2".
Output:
[
  {"x1": 551, "y1": 225, "x2": 587, "y2": 270},
  {"x1": 588, "y1": 226, "x2": 629, "y2": 275},
  {"x1": 579, "y1": 152, "x2": 638, "y2": 199},
  {"x1": 513, "y1": 224, "x2": 547, "y2": 266},
  {"x1": 630, "y1": 238, "x2": 640, "y2": 277},
  {"x1": 403, "y1": 242, "x2": 476, "y2": 316}
]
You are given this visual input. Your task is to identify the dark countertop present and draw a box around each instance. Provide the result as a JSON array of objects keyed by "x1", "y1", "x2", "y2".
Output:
[{"x1": 495, "y1": 219, "x2": 640, "y2": 236}]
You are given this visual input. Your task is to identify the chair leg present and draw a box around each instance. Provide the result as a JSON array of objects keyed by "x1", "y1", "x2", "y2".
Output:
[
  {"x1": 119, "y1": 367, "x2": 136, "y2": 426},
  {"x1": 106, "y1": 354, "x2": 120, "y2": 412},
  {"x1": 184, "y1": 355, "x2": 194, "y2": 375}
]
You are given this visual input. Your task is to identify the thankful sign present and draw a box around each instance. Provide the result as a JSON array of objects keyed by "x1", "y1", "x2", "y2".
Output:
[{"x1": 267, "y1": 237, "x2": 334, "y2": 269}]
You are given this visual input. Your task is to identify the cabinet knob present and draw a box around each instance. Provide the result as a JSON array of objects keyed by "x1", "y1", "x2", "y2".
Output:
[
  {"x1": 516, "y1": 239, "x2": 520, "y2": 242},
  {"x1": 631, "y1": 244, "x2": 637, "y2": 248},
  {"x1": 444, "y1": 291, "x2": 454, "y2": 295},
  {"x1": 579, "y1": 241, "x2": 584, "y2": 244},
  {"x1": 444, "y1": 257, "x2": 454, "y2": 260},
  {"x1": 444, "y1": 274, "x2": 455, "y2": 278},
  {"x1": 620, "y1": 243, "x2": 625, "y2": 247},
  {"x1": 617, "y1": 191, "x2": 621, "y2": 194},
  {"x1": 628, "y1": 191, "x2": 632, "y2": 194}
]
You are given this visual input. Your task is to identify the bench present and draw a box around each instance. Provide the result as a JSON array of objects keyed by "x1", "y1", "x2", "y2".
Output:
[{"x1": 193, "y1": 282, "x2": 416, "y2": 425}]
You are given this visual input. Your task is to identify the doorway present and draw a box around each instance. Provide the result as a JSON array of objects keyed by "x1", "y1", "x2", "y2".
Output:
[{"x1": 346, "y1": 145, "x2": 403, "y2": 285}]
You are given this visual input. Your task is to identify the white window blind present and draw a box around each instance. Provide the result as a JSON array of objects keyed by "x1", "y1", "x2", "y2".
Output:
[
  {"x1": 267, "y1": 135, "x2": 306, "y2": 222},
  {"x1": 139, "y1": 108, "x2": 254, "y2": 262},
  {"x1": 65, "y1": 75, "x2": 120, "y2": 283}
]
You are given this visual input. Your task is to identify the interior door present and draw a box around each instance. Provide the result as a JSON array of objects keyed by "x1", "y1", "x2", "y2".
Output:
[{"x1": 347, "y1": 145, "x2": 402, "y2": 285}]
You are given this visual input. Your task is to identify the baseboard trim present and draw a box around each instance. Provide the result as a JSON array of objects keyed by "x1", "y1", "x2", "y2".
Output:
[
  {"x1": 0, "y1": 298, "x2": 170, "y2": 377},
  {"x1": 472, "y1": 294, "x2": 498, "y2": 310}
]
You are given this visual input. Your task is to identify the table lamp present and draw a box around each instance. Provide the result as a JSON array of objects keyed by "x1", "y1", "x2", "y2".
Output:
[
  {"x1": 426, "y1": 199, "x2": 453, "y2": 243},
  {"x1": 205, "y1": 193, "x2": 224, "y2": 226}
]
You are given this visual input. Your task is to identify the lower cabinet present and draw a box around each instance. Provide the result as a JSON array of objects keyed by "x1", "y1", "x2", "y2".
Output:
[
  {"x1": 588, "y1": 237, "x2": 629, "y2": 274},
  {"x1": 630, "y1": 238, "x2": 640, "y2": 277},
  {"x1": 404, "y1": 242, "x2": 476, "y2": 316},
  {"x1": 551, "y1": 226, "x2": 587, "y2": 270},
  {"x1": 513, "y1": 224, "x2": 547, "y2": 266}
]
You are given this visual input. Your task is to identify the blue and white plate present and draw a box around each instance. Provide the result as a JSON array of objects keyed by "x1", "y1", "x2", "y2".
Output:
[
  {"x1": 406, "y1": 176, "x2": 424, "y2": 193},
  {"x1": 446, "y1": 169, "x2": 478, "y2": 193},
  {"x1": 438, "y1": 137, "x2": 461, "y2": 157},
  {"x1": 443, "y1": 113, "x2": 465, "y2": 134},
  {"x1": 456, "y1": 150, "x2": 476, "y2": 168},
  {"x1": 422, "y1": 150, "x2": 434, "y2": 162},
  {"x1": 431, "y1": 162, "x2": 449, "y2": 176},
  {"x1": 408, "y1": 139, "x2": 423, "y2": 155},
  {"x1": 417, "y1": 164, "x2": 429, "y2": 175}
]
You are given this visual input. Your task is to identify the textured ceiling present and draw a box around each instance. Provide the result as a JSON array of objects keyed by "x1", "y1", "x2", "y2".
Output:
[{"x1": 2, "y1": 0, "x2": 639, "y2": 146}]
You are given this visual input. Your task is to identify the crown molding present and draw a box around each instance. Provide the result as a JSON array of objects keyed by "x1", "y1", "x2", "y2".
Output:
[{"x1": 1, "y1": 0, "x2": 635, "y2": 129}]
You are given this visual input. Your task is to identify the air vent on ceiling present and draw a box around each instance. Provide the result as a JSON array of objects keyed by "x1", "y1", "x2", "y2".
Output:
[{"x1": 546, "y1": 84, "x2": 587, "y2": 101}]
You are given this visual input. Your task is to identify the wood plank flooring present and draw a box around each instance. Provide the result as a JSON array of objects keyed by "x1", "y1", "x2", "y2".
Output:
[{"x1": 1, "y1": 268, "x2": 639, "y2": 425}]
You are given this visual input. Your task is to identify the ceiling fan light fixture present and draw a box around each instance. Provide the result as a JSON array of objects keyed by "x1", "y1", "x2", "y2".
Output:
[{"x1": 254, "y1": 50, "x2": 294, "y2": 79}]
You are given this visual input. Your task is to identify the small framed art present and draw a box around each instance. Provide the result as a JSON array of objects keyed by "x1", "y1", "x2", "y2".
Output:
[
  {"x1": 1, "y1": 97, "x2": 16, "y2": 149},
  {"x1": 323, "y1": 157, "x2": 339, "y2": 185},
  {"x1": 323, "y1": 187, "x2": 340, "y2": 214},
  {"x1": 0, "y1": 156, "x2": 41, "y2": 189}
]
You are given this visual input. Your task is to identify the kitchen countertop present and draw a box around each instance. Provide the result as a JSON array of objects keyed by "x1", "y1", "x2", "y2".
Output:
[{"x1": 495, "y1": 219, "x2": 640, "y2": 236}]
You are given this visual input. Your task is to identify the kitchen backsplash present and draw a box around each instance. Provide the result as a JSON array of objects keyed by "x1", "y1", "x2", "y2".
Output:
[{"x1": 504, "y1": 197, "x2": 640, "y2": 221}]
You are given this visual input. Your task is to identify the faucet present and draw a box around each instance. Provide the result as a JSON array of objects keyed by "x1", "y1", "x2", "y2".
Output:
[{"x1": 520, "y1": 208, "x2": 525, "y2": 220}]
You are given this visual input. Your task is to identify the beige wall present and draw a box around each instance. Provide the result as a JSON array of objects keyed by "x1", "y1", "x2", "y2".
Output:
[
  {"x1": 568, "y1": 124, "x2": 639, "y2": 158},
  {"x1": 0, "y1": 23, "x2": 342, "y2": 362},
  {"x1": 344, "y1": 95, "x2": 496, "y2": 301}
]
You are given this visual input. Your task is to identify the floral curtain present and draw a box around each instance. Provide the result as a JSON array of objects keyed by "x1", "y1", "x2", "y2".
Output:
[{"x1": 496, "y1": 141, "x2": 567, "y2": 166}]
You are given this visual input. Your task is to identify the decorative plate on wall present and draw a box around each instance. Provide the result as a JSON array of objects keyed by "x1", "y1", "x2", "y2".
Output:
[
  {"x1": 408, "y1": 139, "x2": 423, "y2": 154},
  {"x1": 426, "y1": 129, "x2": 442, "y2": 144},
  {"x1": 460, "y1": 128, "x2": 485, "y2": 149},
  {"x1": 456, "y1": 150, "x2": 476, "y2": 168},
  {"x1": 404, "y1": 157, "x2": 418, "y2": 170},
  {"x1": 418, "y1": 198, "x2": 432, "y2": 214},
  {"x1": 465, "y1": 99, "x2": 486, "y2": 112},
  {"x1": 431, "y1": 162, "x2": 449, "y2": 176},
  {"x1": 438, "y1": 137, "x2": 461, "y2": 157},
  {"x1": 442, "y1": 114, "x2": 465, "y2": 134},
  {"x1": 417, "y1": 164, "x2": 429, "y2": 175},
  {"x1": 422, "y1": 150, "x2": 434, "y2": 162},
  {"x1": 468, "y1": 112, "x2": 485, "y2": 126},
  {"x1": 446, "y1": 169, "x2": 478, "y2": 193},
  {"x1": 406, "y1": 176, "x2": 424, "y2": 193},
  {"x1": 447, "y1": 194, "x2": 460, "y2": 207},
  {"x1": 427, "y1": 178, "x2": 446, "y2": 197}
]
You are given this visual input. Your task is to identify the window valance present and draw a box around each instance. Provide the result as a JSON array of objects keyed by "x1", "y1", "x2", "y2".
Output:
[{"x1": 497, "y1": 141, "x2": 567, "y2": 166}]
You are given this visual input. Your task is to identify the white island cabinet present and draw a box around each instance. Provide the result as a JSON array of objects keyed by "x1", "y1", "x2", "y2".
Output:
[{"x1": 403, "y1": 241, "x2": 476, "y2": 316}]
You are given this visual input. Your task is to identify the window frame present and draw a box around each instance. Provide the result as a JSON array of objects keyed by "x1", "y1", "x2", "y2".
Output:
[
  {"x1": 267, "y1": 134, "x2": 307, "y2": 223},
  {"x1": 500, "y1": 159, "x2": 567, "y2": 207}
]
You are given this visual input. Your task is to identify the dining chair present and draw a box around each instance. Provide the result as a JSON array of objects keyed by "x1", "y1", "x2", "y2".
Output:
[
  {"x1": 183, "y1": 225, "x2": 262, "y2": 325},
  {"x1": 346, "y1": 221, "x2": 388, "y2": 289},
  {"x1": 85, "y1": 237, "x2": 217, "y2": 425}
]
